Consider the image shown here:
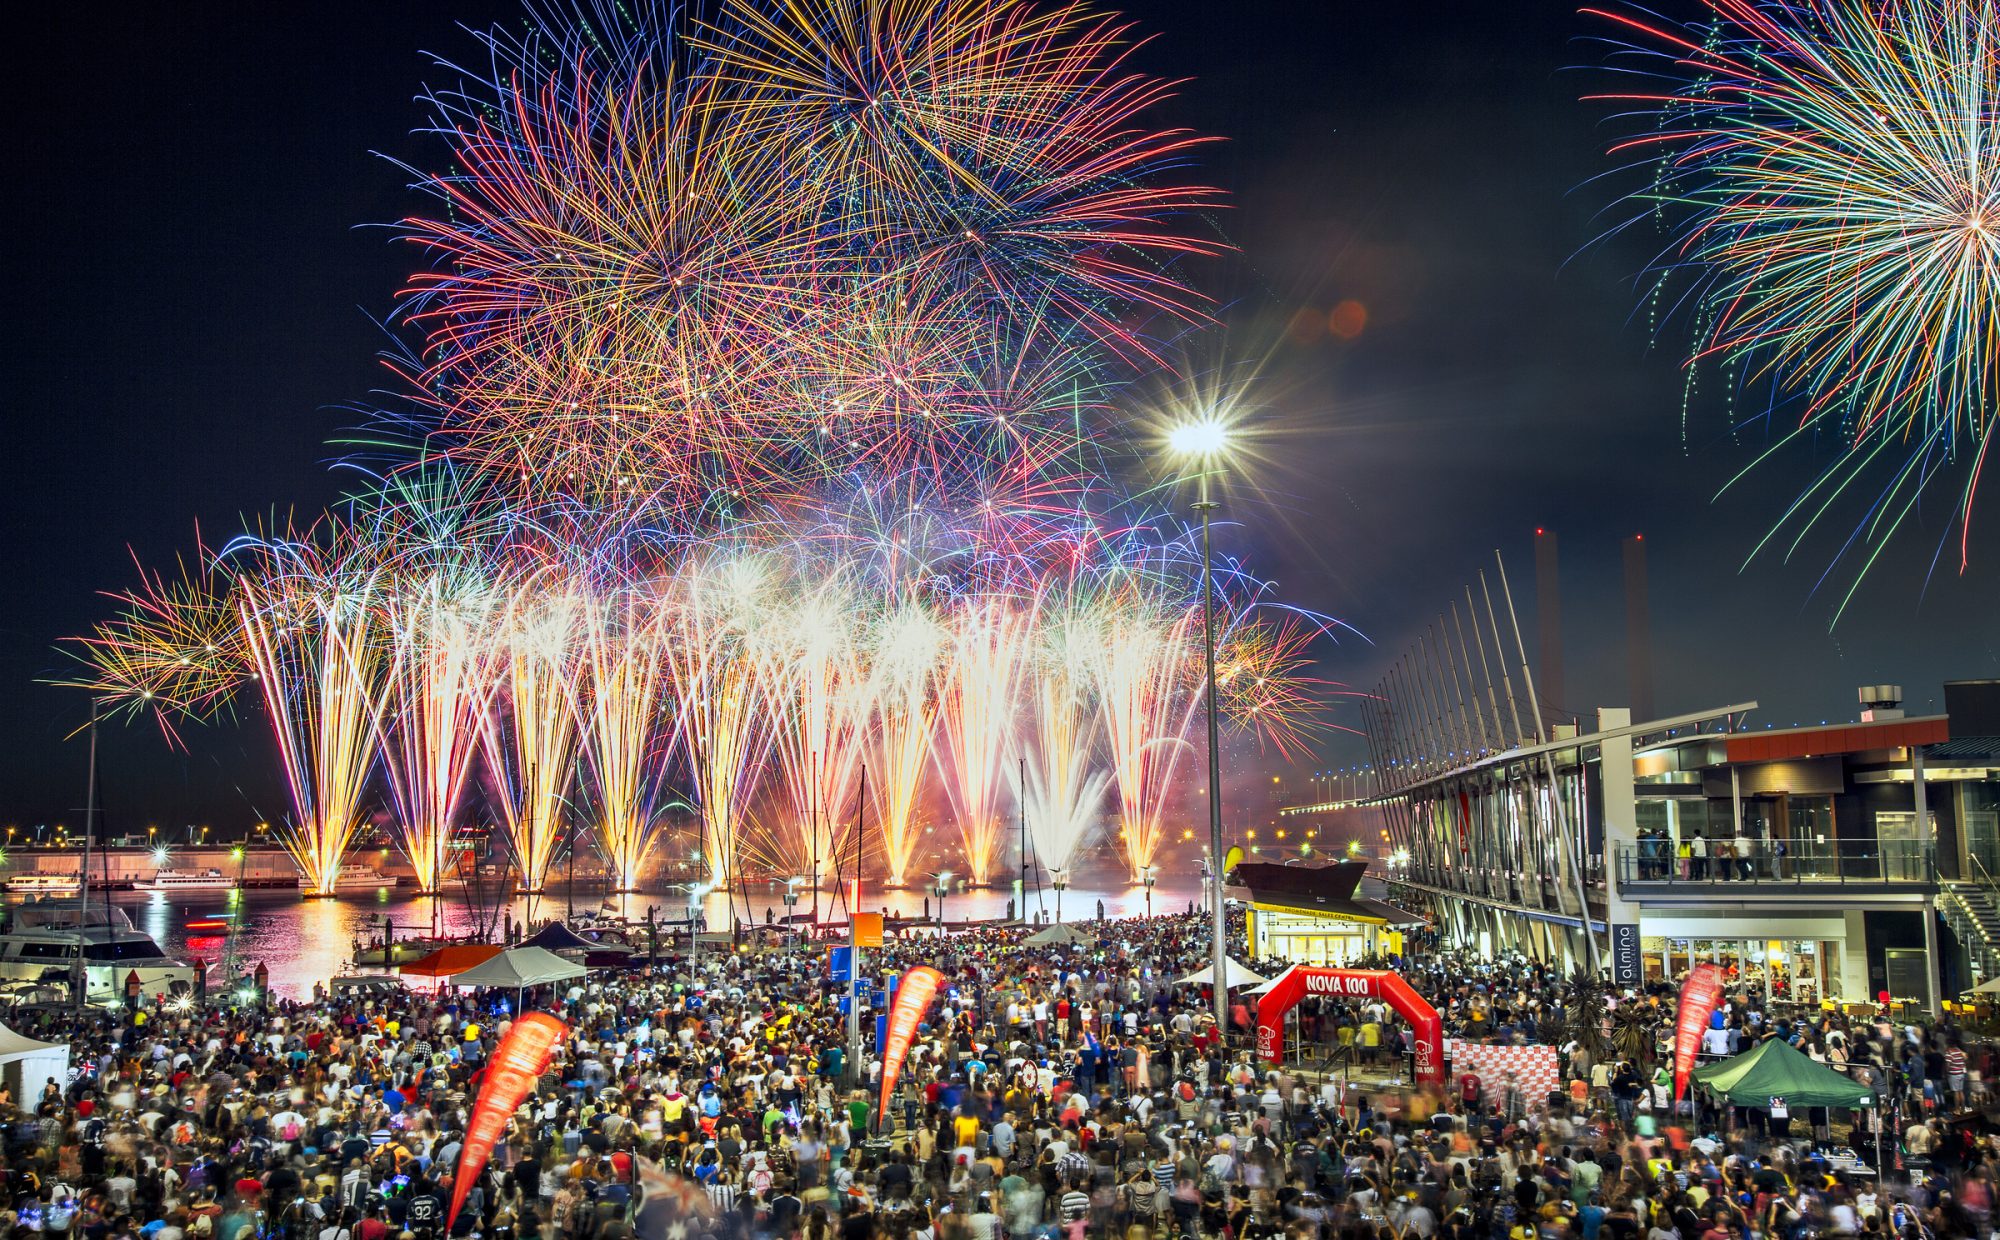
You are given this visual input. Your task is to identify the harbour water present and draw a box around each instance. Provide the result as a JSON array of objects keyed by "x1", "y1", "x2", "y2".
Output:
[{"x1": 64, "y1": 875, "x2": 1205, "y2": 999}]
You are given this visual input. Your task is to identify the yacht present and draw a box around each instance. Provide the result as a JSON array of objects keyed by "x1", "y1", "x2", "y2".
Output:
[
  {"x1": 0, "y1": 901, "x2": 196, "y2": 1005},
  {"x1": 3, "y1": 874, "x2": 81, "y2": 896},
  {"x1": 330, "y1": 863, "x2": 386, "y2": 892},
  {"x1": 133, "y1": 869, "x2": 237, "y2": 893}
]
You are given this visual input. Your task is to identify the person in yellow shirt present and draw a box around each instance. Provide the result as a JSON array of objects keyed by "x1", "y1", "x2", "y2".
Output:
[
  {"x1": 1360, "y1": 1020, "x2": 1383, "y2": 1066},
  {"x1": 953, "y1": 1111, "x2": 979, "y2": 1149}
]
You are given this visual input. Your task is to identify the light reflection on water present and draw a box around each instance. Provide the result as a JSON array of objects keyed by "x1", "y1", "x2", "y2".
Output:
[{"x1": 81, "y1": 876, "x2": 1204, "y2": 999}]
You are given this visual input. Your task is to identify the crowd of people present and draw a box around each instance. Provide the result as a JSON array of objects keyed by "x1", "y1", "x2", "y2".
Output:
[{"x1": 0, "y1": 909, "x2": 1988, "y2": 1240}]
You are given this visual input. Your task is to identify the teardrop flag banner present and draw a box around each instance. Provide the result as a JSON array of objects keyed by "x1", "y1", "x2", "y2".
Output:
[
  {"x1": 1672, "y1": 963, "x2": 1724, "y2": 1102},
  {"x1": 449, "y1": 1011, "x2": 568, "y2": 1230},
  {"x1": 877, "y1": 966, "x2": 944, "y2": 1128}
]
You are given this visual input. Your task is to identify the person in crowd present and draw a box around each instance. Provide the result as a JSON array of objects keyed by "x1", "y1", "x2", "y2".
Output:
[{"x1": 6, "y1": 910, "x2": 1975, "y2": 1240}]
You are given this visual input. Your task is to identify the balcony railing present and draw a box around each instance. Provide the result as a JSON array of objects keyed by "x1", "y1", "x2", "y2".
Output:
[{"x1": 1615, "y1": 838, "x2": 1933, "y2": 887}]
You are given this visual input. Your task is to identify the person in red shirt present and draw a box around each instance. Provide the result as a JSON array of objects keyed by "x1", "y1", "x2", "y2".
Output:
[
  {"x1": 354, "y1": 1203, "x2": 389, "y2": 1240},
  {"x1": 1459, "y1": 1070, "x2": 1483, "y2": 1114}
]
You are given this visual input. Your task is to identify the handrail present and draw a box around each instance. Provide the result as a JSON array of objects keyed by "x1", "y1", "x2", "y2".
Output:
[
  {"x1": 1614, "y1": 838, "x2": 1934, "y2": 886},
  {"x1": 1314, "y1": 1042, "x2": 1354, "y2": 1078},
  {"x1": 1967, "y1": 849, "x2": 2000, "y2": 890}
]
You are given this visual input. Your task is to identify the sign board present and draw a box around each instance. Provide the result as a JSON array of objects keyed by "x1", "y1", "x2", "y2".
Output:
[
  {"x1": 853, "y1": 912, "x2": 884, "y2": 947},
  {"x1": 1610, "y1": 923, "x2": 1642, "y2": 987},
  {"x1": 829, "y1": 946, "x2": 854, "y2": 981}
]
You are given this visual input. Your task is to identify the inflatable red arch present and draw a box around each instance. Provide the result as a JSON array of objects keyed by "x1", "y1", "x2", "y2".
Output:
[{"x1": 1254, "y1": 966, "x2": 1444, "y2": 1089}]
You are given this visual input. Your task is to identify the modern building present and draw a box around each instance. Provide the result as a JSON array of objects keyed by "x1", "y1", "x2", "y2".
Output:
[
  {"x1": 1227, "y1": 859, "x2": 1424, "y2": 965},
  {"x1": 1347, "y1": 679, "x2": 2000, "y2": 1013}
]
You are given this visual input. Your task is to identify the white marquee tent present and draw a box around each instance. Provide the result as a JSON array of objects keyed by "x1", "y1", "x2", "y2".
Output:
[
  {"x1": 1172, "y1": 959, "x2": 1270, "y2": 990},
  {"x1": 449, "y1": 947, "x2": 588, "y2": 990},
  {"x1": 0, "y1": 1023, "x2": 68, "y2": 1102}
]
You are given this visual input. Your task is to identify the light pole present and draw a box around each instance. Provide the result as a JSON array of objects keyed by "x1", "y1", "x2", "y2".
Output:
[
  {"x1": 1143, "y1": 865, "x2": 1157, "y2": 918},
  {"x1": 684, "y1": 881, "x2": 714, "y2": 976},
  {"x1": 929, "y1": 871, "x2": 953, "y2": 931},
  {"x1": 1169, "y1": 418, "x2": 1232, "y2": 1033},
  {"x1": 783, "y1": 876, "x2": 804, "y2": 924},
  {"x1": 1052, "y1": 869, "x2": 1070, "y2": 924}
]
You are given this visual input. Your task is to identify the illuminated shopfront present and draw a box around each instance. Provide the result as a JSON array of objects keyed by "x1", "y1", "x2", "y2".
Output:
[{"x1": 1641, "y1": 935, "x2": 1841, "y2": 1003}]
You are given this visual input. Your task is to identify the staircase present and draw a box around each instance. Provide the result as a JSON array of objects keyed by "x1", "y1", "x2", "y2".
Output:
[{"x1": 1941, "y1": 882, "x2": 2000, "y2": 984}]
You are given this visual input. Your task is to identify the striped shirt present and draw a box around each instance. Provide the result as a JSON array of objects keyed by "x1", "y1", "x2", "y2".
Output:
[{"x1": 1060, "y1": 1190, "x2": 1092, "y2": 1222}]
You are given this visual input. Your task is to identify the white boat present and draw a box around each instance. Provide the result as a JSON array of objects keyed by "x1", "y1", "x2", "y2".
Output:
[
  {"x1": 331, "y1": 863, "x2": 385, "y2": 892},
  {"x1": 0, "y1": 901, "x2": 196, "y2": 1006},
  {"x1": 4, "y1": 874, "x2": 81, "y2": 896},
  {"x1": 134, "y1": 869, "x2": 237, "y2": 893}
]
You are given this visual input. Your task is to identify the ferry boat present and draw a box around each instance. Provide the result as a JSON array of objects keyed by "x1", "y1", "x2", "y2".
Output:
[
  {"x1": 3, "y1": 874, "x2": 81, "y2": 897},
  {"x1": 0, "y1": 901, "x2": 196, "y2": 1005},
  {"x1": 330, "y1": 863, "x2": 386, "y2": 892},
  {"x1": 133, "y1": 869, "x2": 237, "y2": 893}
]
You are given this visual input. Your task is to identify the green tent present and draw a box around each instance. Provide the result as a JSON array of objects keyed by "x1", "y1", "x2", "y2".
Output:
[{"x1": 1691, "y1": 1036, "x2": 1875, "y2": 1109}]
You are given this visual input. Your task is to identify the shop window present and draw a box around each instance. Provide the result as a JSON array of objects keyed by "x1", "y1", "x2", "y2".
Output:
[{"x1": 1641, "y1": 936, "x2": 1667, "y2": 984}]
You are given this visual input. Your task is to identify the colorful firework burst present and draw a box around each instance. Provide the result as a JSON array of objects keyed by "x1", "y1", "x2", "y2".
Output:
[{"x1": 1589, "y1": 0, "x2": 2000, "y2": 612}]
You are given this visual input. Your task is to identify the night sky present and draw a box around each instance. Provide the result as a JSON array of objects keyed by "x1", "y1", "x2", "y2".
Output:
[{"x1": 5, "y1": 0, "x2": 1995, "y2": 834}]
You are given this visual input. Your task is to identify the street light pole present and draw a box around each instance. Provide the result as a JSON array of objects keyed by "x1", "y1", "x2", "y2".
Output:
[
  {"x1": 1196, "y1": 463, "x2": 1227, "y2": 1033},
  {"x1": 1167, "y1": 419, "x2": 1235, "y2": 1034}
]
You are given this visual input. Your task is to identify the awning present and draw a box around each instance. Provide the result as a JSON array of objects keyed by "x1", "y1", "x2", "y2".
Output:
[
  {"x1": 1244, "y1": 893, "x2": 1425, "y2": 926},
  {"x1": 448, "y1": 946, "x2": 588, "y2": 988},
  {"x1": 397, "y1": 945, "x2": 503, "y2": 978},
  {"x1": 1173, "y1": 959, "x2": 1270, "y2": 990}
]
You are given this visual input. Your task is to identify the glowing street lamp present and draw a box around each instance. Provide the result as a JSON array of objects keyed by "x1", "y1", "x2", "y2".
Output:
[{"x1": 1167, "y1": 416, "x2": 1233, "y2": 1033}]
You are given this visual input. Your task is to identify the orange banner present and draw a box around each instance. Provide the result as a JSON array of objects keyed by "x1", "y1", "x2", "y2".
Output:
[
  {"x1": 449, "y1": 1011, "x2": 567, "y2": 1230},
  {"x1": 876, "y1": 966, "x2": 943, "y2": 1128},
  {"x1": 853, "y1": 912, "x2": 884, "y2": 947}
]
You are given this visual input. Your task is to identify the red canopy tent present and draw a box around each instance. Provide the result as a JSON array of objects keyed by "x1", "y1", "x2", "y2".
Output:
[{"x1": 398, "y1": 945, "x2": 503, "y2": 978}]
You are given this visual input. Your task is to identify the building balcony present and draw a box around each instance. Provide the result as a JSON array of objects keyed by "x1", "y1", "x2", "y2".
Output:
[{"x1": 1614, "y1": 838, "x2": 1934, "y2": 899}]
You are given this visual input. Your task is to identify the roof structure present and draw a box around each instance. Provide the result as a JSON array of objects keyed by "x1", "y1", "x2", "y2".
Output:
[{"x1": 1227, "y1": 861, "x2": 1425, "y2": 926}]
